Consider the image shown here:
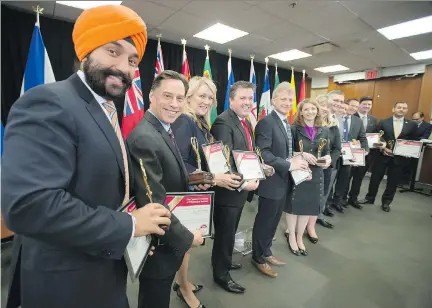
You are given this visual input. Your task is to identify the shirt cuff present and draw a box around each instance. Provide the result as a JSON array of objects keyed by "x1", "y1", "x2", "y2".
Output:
[{"x1": 128, "y1": 213, "x2": 136, "y2": 242}]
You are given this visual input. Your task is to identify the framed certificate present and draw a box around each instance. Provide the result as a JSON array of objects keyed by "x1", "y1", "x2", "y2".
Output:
[
  {"x1": 349, "y1": 140, "x2": 361, "y2": 149},
  {"x1": 393, "y1": 139, "x2": 423, "y2": 158},
  {"x1": 118, "y1": 198, "x2": 153, "y2": 283},
  {"x1": 202, "y1": 141, "x2": 230, "y2": 174},
  {"x1": 165, "y1": 192, "x2": 214, "y2": 238},
  {"x1": 366, "y1": 133, "x2": 380, "y2": 148},
  {"x1": 341, "y1": 142, "x2": 354, "y2": 160},
  {"x1": 343, "y1": 148, "x2": 365, "y2": 166},
  {"x1": 288, "y1": 154, "x2": 311, "y2": 185},
  {"x1": 232, "y1": 150, "x2": 266, "y2": 180}
]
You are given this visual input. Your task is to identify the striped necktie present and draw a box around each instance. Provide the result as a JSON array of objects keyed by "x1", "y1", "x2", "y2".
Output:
[
  {"x1": 283, "y1": 119, "x2": 293, "y2": 158},
  {"x1": 102, "y1": 101, "x2": 130, "y2": 206}
]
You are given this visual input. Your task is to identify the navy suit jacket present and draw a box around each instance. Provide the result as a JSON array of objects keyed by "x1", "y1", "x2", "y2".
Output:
[
  {"x1": 414, "y1": 121, "x2": 432, "y2": 140},
  {"x1": 1, "y1": 73, "x2": 133, "y2": 308}
]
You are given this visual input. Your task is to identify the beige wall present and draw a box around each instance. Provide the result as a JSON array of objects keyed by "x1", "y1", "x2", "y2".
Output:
[{"x1": 310, "y1": 88, "x2": 328, "y2": 100}]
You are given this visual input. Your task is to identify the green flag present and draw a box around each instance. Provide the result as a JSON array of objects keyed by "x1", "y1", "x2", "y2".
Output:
[
  {"x1": 204, "y1": 57, "x2": 217, "y2": 125},
  {"x1": 274, "y1": 69, "x2": 280, "y2": 89}
]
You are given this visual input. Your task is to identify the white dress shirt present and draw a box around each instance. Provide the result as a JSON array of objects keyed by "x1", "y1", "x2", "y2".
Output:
[
  {"x1": 358, "y1": 112, "x2": 368, "y2": 130},
  {"x1": 77, "y1": 70, "x2": 136, "y2": 242}
]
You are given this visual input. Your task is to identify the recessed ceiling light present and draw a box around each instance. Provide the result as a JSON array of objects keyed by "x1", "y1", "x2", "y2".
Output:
[
  {"x1": 314, "y1": 65, "x2": 349, "y2": 73},
  {"x1": 268, "y1": 49, "x2": 311, "y2": 62},
  {"x1": 410, "y1": 49, "x2": 432, "y2": 60},
  {"x1": 377, "y1": 15, "x2": 432, "y2": 40},
  {"x1": 56, "y1": 1, "x2": 122, "y2": 10},
  {"x1": 193, "y1": 23, "x2": 248, "y2": 44}
]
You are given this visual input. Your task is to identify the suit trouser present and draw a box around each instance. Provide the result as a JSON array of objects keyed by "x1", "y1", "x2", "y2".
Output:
[
  {"x1": 345, "y1": 152, "x2": 375, "y2": 201},
  {"x1": 365, "y1": 156, "x2": 404, "y2": 205},
  {"x1": 252, "y1": 195, "x2": 286, "y2": 264},
  {"x1": 212, "y1": 203, "x2": 244, "y2": 281},
  {"x1": 332, "y1": 162, "x2": 352, "y2": 205},
  {"x1": 319, "y1": 168, "x2": 338, "y2": 219},
  {"x1": 138, "y1": 274, "x2": 176, "y2": 308}
]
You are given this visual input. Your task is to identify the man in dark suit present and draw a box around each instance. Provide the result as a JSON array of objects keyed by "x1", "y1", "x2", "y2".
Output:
[
  {"x1": 210, "y1": 81, "x2": 260, "y2": 293},
  {"x1": 127, "y1": 70, "x2": 204, "y2": 308},
  {"x1": 345, "y1": 96, "x2": 378, "y2": 208},
  {"x1": 412, "y1": 111, "x2": 432, "y2": 140},
  {"x1": 330, "y1": 99, "x2": 369, "y2": 213},
  {"x1": 1, "y1": 5, "x2": 172, "y2": 308},
  {"x1": 252, "y1": 82, "x2": 309, "y2": 278},
  {"x1": 360, "y1": 102, "x2": 418, "y2": 212}
]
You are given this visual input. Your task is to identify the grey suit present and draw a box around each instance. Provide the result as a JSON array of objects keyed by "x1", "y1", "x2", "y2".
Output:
[
  {"x1": 1, "y1": 73, "x2": 133, "y2": 308},
  {"x1": 127, "y1": 112, "x2": 194, "y2": 308},
  {"x1": 252, "y1": 111, "x2": 293, "y2": 263}
]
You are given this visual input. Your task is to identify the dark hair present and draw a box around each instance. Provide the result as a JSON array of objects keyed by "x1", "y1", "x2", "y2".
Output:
[
  {"x1": 229, "y1": 81, "x2": 256, "y2": 99},
  {"x1": 151, "y1": 70, "x2": 189, "y2": 95},
  {"x1": 394, "y1": 101, "x2": 408, "y2": 108},
  {"x1": 344, "y1": 98, "x2": 358, "y2": 105},
  {"x1": 359, "y1": 96, "x2": 373, "y2": 104},
  {"x1": 412, "y1": 111, "x2": 424, "y2": 117}
]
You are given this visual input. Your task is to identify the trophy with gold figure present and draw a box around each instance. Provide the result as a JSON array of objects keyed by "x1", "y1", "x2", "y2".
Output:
[
  {"x1": 373, "y1": 130, "x2": 385, "y2": 148},
  {"x1": 188, "y1": 137, "x2": 215, "y2": 185},
  {"x1": 316, "y1": 138, "x2": 328, "y2": 165},
  {"x1": 386, "y1": 139, "x2": 395, "y2": 156},
  {"x1": 255, "y1": 146, "x2": 274, "y2": 177},
  {"x1": 223, "y1": 145, "x2": 243, "y2": 181}
]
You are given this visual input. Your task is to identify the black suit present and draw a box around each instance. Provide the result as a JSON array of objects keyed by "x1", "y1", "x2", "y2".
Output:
[
  {"x1": 346, "y1": 113, "x2": 378, "y2": 202},
  {"x1": 414, "y1": 121, "x2": 432, "y2": 140},
  {"x1": 252, "y1": 111, "x2": 292, "y2": 264},
  {"x1": 210, "y1": 109, "x2": 255, "y2": 281},
  {"x1": 364, "y1": 117, "x2": 418, "y2": 205},
  {"x1": 332, "y1": 115, "x2": 369, "y2": 206},
  {"x1": 127, "y1": 112, "x2": 194, "y2": 308},
  {"x1": 1, "y1": 74, "x2": 133, "y2": 308}
]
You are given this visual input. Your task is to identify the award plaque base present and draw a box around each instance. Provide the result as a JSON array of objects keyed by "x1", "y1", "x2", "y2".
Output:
[
  {"x1": 188, "y1": 172, "x2": 214, "y2": 185},
  {"x1": 373, "y1": 143, "x2": 383, "y2": 148},
  {"x1": 316, "y1": 158, "x2": 326, "y2": 164},
  {"x1": 262, "y1": 165, "x2": 274, "y2": 177}
]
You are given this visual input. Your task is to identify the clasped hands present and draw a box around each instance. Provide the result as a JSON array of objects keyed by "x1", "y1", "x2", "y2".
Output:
[{"x1": 301, "y1": 152, "x2": 332, "y2": 169}]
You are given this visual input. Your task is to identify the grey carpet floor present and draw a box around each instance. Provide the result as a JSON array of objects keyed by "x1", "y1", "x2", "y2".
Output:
[{"x1": 2, "y1": 178, "x2": 432, "y2": 308}]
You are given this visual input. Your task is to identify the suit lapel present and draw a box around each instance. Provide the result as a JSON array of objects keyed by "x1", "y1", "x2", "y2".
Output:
[
  {"x1": 229, "y1": 109, "x2": 249, "y2": 150},
  {"x1": 296, "y1": 125, "x2": 310, "y2": 140},
  {"x1": 399, "y1": 118, "x2": 410, "y2": 138},
  {"x1": 272, "y1": 111, "x2": 290, "y2": 152},
  {"x1": 70, "y1": 73, "x2": 125, "y2": 179},
  {"x1": 386, "y1": 117, "x2": 396, "y2": 140},
  {"x1": 145, "y1": 113, "x2": 189, "y2": 187},
  {"x1": 348, "y1": 115, "x2": 356, "y2": 140}
]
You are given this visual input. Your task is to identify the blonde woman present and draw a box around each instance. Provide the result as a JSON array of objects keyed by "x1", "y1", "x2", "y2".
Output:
[
  {"x1": 284, "y1": 99, "x2": 332, "y2": 255},
  {"x1": 171, "y1": 77, "x2": 242, "y2": 308}
]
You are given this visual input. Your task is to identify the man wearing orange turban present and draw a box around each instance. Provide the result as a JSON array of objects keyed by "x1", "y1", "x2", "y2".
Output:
[{"x1": 2, "y1": 5, "x2": 172, "y2": 308}]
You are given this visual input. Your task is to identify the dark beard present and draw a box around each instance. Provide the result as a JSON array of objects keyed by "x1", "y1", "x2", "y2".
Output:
[{"x1": 83, "y1": 57, "x2": 132, "y2": 100}]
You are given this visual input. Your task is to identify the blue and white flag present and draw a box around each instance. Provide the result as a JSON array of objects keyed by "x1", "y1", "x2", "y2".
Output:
[
  {"x1": 224, "y1": 53, "x2": 235, "y2": 111},
  {"x1": 20, "y1": 19, "x2": 55, "y2": 95},
  {"x1": 259, "y1": 62, "x2": 272, "y2": 118},
  {"x1": 248, "y1": 57, "x2": 258, "y2": 128}
]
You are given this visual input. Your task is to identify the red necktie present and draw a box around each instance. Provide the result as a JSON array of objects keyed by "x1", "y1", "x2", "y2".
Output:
[{"x1": 240, "y1": 119, "x2": 253, "y2": 151}]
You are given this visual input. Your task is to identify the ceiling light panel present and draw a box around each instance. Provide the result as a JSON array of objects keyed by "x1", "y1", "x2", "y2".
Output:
[
  {"x1": 410, "y1": 49, "x2": 432, "y2": 60},
  {"x1": 193, "y1": 23, "x2": 248, "y2": 44},
  {"x1": 268, "y1": 49, "x2": 311, "y2": 62},
  {"x1": 56, "y1": 1, "x2": 122, "y2": 10},
  {"x1": 377, "y1": 15, "x2": 432, "y2": 40},
  {"x1": 314, "y1": 65, "x2": 350, "y2": 73}
]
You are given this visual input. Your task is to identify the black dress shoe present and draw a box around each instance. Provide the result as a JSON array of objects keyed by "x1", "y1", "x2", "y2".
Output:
[
  {"x1": 350, "y1": 200, "x2": 363, "y2": 210},
  {"x1": 214, "y1": 278, "x2": 245, "y2": 294},
  {"x1": 229, "y1": 263, "x2": 242, "y2": 270},
  {"x1": 381, "y1": 204, "x2": 390, "y2": 212},
  {"x1": 323, "y1": 208, "x2": 334, "y2": 217},
  {"x1": 317, "y1": 219, "x2": 334, "y2": 229},
  {"x1": 332, "y1": 204, "x2": 344, "y2": 213},
  {"x1": 176, "y1": 289, "x2": 206, "y2": 308},
  {"x1": 342, "y1": 200, "x2": 349, "y2": 208},
  {"x1": 358, "y1": 199, "x2": 374, "y2": 205},
  {"x1": 306, "y1": 233, "x2": 318, "y2": 244},
  {"x1": 173, "y1": 282, "x2": 203, "y2": 294}
]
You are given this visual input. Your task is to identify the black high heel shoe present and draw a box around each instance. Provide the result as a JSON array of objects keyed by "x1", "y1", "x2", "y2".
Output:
[
  {"x1": 286, "y1": 236, "x2": 300, "y2": 256},
  {"x1": 299, "y1": 248, "x2": 308, "y2": 256},
  {"x1": 306, "y1": 233, "x2": 318, "y2": 244},
  {"x1": 173, "y1": 282, "x2": 203, "y2": 294},
  {"x1": 176, "y1": 289, "x2": 206, "y2": 308}
]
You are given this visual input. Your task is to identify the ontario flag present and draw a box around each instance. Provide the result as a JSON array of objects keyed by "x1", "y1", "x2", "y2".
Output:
[
  {"x1": 121, "y1": 67, "x2": 144, "y2": 139},
  {"x1": 287, "y1": 68, "x2": 297, "y2": 124},
  {"x1": 154, "y1": 38, "x2": 164, "y2": 79},
  {"x1": 181, "y1": 42, "x2": 191, "y2": 81}
]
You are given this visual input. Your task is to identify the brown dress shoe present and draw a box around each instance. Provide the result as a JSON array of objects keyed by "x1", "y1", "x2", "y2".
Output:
[
  {"x1": 251, "y1": 260, "x2": 278, "y2": 278},
  {"x1": 265, "y1": 256, "x2": 286, "y2": 267}
]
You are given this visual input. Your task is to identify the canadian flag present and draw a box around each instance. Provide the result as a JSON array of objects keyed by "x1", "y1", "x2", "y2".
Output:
[{"x1": 181, "y1": 39, "x2": 191, "y2": 81}]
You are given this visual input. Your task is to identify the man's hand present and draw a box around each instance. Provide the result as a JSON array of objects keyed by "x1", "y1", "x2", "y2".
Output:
[
  {"x1": 132, "y1": 203, "x2": 171, "y2": 237},
  {"x1": 289, "y1": 157, "x2": 309, "y2": 172},
  {"x1": 302, "y1": 152, "x2": 317, "y2": 165},
  {"x1": 244, "y1": 179, "x2": 259, "y2": 191},
  {"x1": 214, "y1": 173, "x2": 242, "y2": 190},
  {"x1": 194, "y1": 184, "x2": 212, "y2": 191},
  {"x1": 191, "y1": 230, "x2": 205, "y2": 247},
  {"x1": 376, "y1": 142, "x2": 386, "y2": 149},
  {"x1": 383, "y1": 148, "x2": 393, "y2": 156}
]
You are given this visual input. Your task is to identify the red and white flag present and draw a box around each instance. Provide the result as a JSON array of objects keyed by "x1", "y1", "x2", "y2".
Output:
[
  {"x1": 121, "y1": 67, "x2": 144, "y2": 139},
  {"x1": 181, "y1": 39, "x2": 191, "y2": 81}
]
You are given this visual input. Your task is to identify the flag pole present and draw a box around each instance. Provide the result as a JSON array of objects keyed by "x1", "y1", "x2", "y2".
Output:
[
  {"x1": 32, "y1": 5, "x2": 44, "y2": 26},
  {"x1": 205, "y1": 44, "x2": 210, "y2": 59},
  {"x1": 275, "y1": 62, "x2": 278, "y2": 74},
  {"x1": 156, "y1": 33, "x2": 162, "y2": 46},
  {"x1": 181, "y1": 38, "x2": 187, "y2": 54}
]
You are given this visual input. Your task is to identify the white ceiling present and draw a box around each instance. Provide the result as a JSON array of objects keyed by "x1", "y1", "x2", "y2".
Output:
[{"x1": 4, "y1": 0, "x2": 432, "y2": 77}]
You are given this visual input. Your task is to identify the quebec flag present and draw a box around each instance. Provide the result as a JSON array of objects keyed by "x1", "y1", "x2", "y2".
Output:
[
  {"x1": 20, "y1": 19, "x2": 56, "y2": 95},
  {"x1": 224, "y1": 54, "x2": 235, "y2": 111}
]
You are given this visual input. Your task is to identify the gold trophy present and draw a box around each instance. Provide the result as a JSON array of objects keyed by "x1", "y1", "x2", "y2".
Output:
[
  {"x1": 316, "y1": 138, "x2": 327, "y2": 164},
  {"x1": 255, "y1": 146, "x2": 274, "y2": 177},
  {"x1": 188, "y1": 137, "x2": 214, "y2": 185},
  {"x1": 386, "y1": 140, "x2": 395, "y2": 156},
  {"x1": 373, "y1": 130, "x2": 385, "y2": 148},
  {"x1": 299, "y1": 140, "x2": 304, "y2": 154},
  {"x1": 139, "y1": 158, "x2": 153, "y2": 203},
  {"x1": 224, "y1": 145, "x2": 243, "y2": 181}
]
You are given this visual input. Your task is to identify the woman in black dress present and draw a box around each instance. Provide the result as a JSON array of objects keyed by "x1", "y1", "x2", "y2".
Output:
[
  {"x1": 171, "y1": 76, "x2": 242, "y2": 308},
  {"x1": 285, "y1": 99, "x2": 332, "y2": 256}
]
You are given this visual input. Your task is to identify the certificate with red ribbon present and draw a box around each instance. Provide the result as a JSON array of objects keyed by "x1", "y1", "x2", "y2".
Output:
[
  {"x1": 393, "y1": 139, "x2": 423, "y2": 158},
  {"x1": 232, "y1": 150, "x2": 265, "y2": 180}
]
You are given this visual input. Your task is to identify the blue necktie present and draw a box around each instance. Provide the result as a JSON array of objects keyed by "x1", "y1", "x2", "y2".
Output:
[{"x1": 343, "y1": 117, "x2": 349, "y2": 141}]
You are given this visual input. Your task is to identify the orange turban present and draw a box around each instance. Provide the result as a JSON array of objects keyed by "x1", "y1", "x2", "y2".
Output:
[{"x1": 73, "y1": 5, "x2": 147, "y2": 63}]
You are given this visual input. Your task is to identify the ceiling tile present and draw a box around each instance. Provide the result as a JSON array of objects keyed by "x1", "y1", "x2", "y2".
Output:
[
  {"x1": 220, "y1": 6, "x2": 282, "y2": 33},
  {"x1": 124, "y1": 1, "x2": 177, "y2": 26},
  {"x1": 181, "y1": 1, "x2": 253, "y2": 21},
  {"x1": 393, "y1": 33, "x2": 432, "y2": 54},
  {"x1": 158, "y1": 11, "x2": 212, "y2": 38},
  {"x1": 148, "y1": 0, "x2": 191, "y2": 10}
]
